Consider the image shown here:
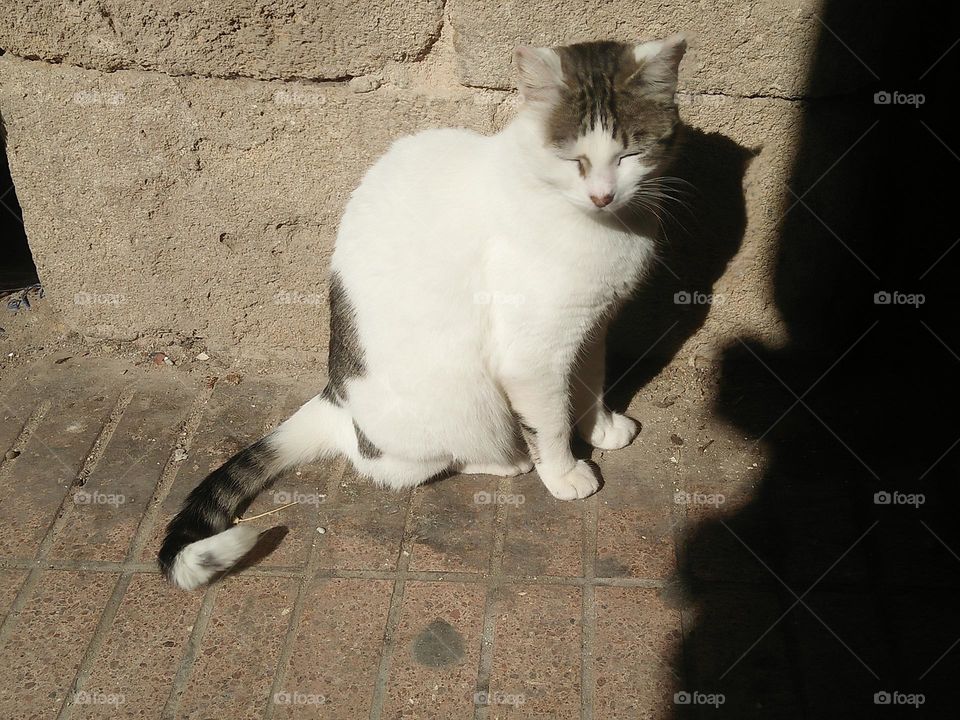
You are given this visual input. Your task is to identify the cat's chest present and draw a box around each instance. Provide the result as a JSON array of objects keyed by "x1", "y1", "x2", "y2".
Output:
[
  {"x1": 555, "y1": 233, "x2": 653, "y2": 298},
  {"x1": 493, "y1": 231, "x2": 652, "y2": 315}
]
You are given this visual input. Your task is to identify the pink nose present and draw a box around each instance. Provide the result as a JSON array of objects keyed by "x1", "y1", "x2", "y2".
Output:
[{"x1": 590, "y1": 193, "x2": 615, "y2": 208}]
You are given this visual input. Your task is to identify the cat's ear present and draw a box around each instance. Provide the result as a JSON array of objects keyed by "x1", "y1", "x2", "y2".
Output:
[
  {"x1": 627, "y1": 33, "x2": 688, "y2": 100},
  {"x1": 513, "y1": 46, "x2": 565, "y2": 105}
]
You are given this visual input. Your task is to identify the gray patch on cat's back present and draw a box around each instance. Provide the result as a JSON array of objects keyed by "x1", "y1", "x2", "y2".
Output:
[
  {"x1": 325, "y1": 271, "x2": 366, "y2": 403},
  {"x1": 353, "y1": 419, "x2": 383, "y2": 459},
  {"x1": 412, "y1": 619, "x2": 465, "y2": 667}
]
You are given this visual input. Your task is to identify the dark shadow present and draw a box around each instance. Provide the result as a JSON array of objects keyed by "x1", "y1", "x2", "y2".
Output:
[
  {"x1": 229, "y1": 525, "x2": 290, "y2": 574},
  {"x1": 0, "y1": 109, "x2": 40, "y2": 295},
  {"x1": 607, "y1": 126, "x2": 755, "y2": 409},
  {"x1": 667, "y1": 3, "x2": 959, "y2": 718}
]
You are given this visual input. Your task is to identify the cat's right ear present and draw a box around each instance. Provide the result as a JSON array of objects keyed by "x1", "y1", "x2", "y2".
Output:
[{"x1": 513, "y1": 47, "x2": 565, "y2": 105}]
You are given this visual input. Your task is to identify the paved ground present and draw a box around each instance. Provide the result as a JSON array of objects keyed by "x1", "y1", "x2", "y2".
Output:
[
  {"x1": 0, "y1": 352, "x2": 728, "y2": 720},
  {"x1": 0, "y1": 350, "x2": 956, "y2": 718}
]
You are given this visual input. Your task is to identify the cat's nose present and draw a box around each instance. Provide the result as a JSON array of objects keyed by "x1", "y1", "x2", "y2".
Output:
[{"x1": 590, "y1": 193, "x2": 615, "y2": 208}]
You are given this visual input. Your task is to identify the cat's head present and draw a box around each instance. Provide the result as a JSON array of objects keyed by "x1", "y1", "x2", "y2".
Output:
[{"x1": 514, "y1": 36, "x2": 687, "y2": 214}]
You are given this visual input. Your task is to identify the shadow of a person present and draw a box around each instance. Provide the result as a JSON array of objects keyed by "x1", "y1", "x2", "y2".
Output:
[
  {"x1": 607, "y1": 126, "x2": 756, "y2": 405},
  {"x1": 671, "y1": 2, "x2": 959, "y2": 717}
]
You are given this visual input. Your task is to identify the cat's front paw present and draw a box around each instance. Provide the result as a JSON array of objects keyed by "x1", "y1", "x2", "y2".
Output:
[
  {"x1": 587, "y1": 412, "x2": 640, "y2": 450},
  {"x1": 541, "y1": 460, "x2": 600, "y2": 500}
]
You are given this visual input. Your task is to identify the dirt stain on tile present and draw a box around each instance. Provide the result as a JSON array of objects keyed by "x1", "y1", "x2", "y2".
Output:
[
  {"x1": 596, "y1": 556, "x2": 632, "y2": 577},
  {"x1": 412, "y1": 618, "x2": 465, "y2": 667}
]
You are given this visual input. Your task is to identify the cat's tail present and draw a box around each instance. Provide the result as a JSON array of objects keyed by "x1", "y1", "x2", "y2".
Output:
[{"x1": 158, "y1": 392, "x2": 352, "y2": 590}]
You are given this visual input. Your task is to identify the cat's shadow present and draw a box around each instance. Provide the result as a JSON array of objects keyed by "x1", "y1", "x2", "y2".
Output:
[{"x1": 605, "y1": 126, "x2": 756, "y2": 410}]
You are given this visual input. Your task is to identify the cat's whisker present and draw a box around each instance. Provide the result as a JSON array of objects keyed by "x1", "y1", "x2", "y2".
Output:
[
  {"x1": 636, "y1": 179, "x2": 697, "y2": 203},
  {"x1": 649, "y1": 175, "x2": 698, "y2": 192},
  {"x1": 627, "y1": 192, "x2": 694, "y2": 238}
]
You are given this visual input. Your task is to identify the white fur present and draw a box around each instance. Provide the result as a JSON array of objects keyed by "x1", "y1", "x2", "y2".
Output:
[
  {"x1": 311, "y1": 109, "x2": 660, "y2": 500},
  {"x1": 161, "y1": 42, "x2": 686, "y2": 594},
  {"x1": 270, "y1": 393, "x2": 355, "y2": 465},
  {"x1": 168, "y1": 525, "x2": 260, "y2": 590},
  {"x1": 263, "y1": 40, "x2": 687, "y2": 500}
]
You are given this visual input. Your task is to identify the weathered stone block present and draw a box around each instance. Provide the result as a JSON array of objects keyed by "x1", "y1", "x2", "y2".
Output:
[
  {"x1": 0, "y1": 56, "x2": 501, "y2": 363},
  {"x1": 0, "y1": 0, "x2": 444, "y2": 80},
  {"x1": 449, "y1": 0, "x2": 879, "y2": 98}
]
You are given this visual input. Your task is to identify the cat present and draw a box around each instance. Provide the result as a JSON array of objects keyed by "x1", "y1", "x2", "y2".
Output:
[{"x1": 159, "y1": 35, "x2": 688, "y2": 589}]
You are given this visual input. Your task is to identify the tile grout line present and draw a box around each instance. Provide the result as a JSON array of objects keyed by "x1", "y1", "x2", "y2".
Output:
[
  {"x1": 163, "y1": 382, "x2": 292, "y2": 720},
  {"x1": 0, "y1": 400, "x2": 49, "y2": 630},
  {"x1": 161, "y1": 585, "x2": 221, "y2": 720},
  {"x1": 672, "y1": 460, "x2": 692, "y2": 698},
  {"x1": 11, "y1": 551, "x2": 899, "y2": 594},
  {"x1": 367, "y1": 484, "x2": 418, "y2": 720},
  {"x1": 74, "y1": 387, "x2": 139, "y2": 488},
  {"x1": 0, "y1": 399, "x2": 49, "y2": 474},
  {"x1": 262, "y1": 455, "x2": 350, "y2": 720},
  {"x1": 0, "y1": 388, "x2": 134, "y2": 649},
  {"x1": 55, "y1": 574, "x2": 134, "y2": 720},
  {"x1": 677, "y1": 606, "x2": 698, "y2": 720},
  {"x1": 580, "y1": 493, "x2": 599, "y2": 720},
  {"x1": 124, "y1": 381, "x2": 218, "y2": 562},
  {"x1": 35, "y1": 387, "x2": 137, "y2": 560},
  {"x1": 473, "y1": 477, "x2": 509, "y2": 720},
  {"x1": 58, "y1": 383, "x2": 215, "y2": 719},
  {"x1": 0, "y1": 555, "x2": 730, "y2": 587}
]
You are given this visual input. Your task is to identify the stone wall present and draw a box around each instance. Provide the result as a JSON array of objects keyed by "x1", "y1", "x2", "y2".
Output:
[{"x1": 0, "y1": 1, "x2": 877, "y2": 367}]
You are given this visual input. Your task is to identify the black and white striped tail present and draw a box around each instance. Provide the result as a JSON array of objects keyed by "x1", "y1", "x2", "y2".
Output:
[
  {"x1": 157, "y1": 392, "x2": 350, "y2": 590},
  {"x1": 158, "y1": 438, "x2": 280, "y2": 590}
]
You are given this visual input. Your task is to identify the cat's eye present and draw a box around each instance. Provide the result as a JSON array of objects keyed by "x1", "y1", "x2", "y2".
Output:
[
  {"x1": 617, "y1": 152, "x2": 640, "y2": 166},
  {"x1": 566, "y1": 157, "x2": 587, "y2": 174}
]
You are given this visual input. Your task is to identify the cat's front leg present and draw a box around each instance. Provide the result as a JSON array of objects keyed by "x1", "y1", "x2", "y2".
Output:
[
  {"x1": 572, "y1": 329, "x2": 640, "y2": 451},
  {"x1": 502, "y1": 364, "x2": 600, "y2": 501}
]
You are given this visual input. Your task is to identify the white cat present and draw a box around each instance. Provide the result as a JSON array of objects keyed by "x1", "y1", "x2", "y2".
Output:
[{"x1": 159, "y1": 35, "x2": 688, "y2": 589}]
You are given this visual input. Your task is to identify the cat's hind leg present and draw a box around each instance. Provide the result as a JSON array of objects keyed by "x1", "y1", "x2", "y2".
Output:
[
  {"x1": 354, "y1": 452, "x2": 533, "y2": 487},
  {"x1": 346, "y1": 416, "x2": 451, "y2": 490},
  {"x1": 354, "y1": 453, "x2": 452, "y2": 491}
]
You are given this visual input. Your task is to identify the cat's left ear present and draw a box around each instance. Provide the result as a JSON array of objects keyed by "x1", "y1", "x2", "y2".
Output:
[
  {"x1": 513, "y1": 46, "x2": 565, "y2": 105},
  {"x1": 628, "y1": 33, "x2": 688, "y2": 100}
]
